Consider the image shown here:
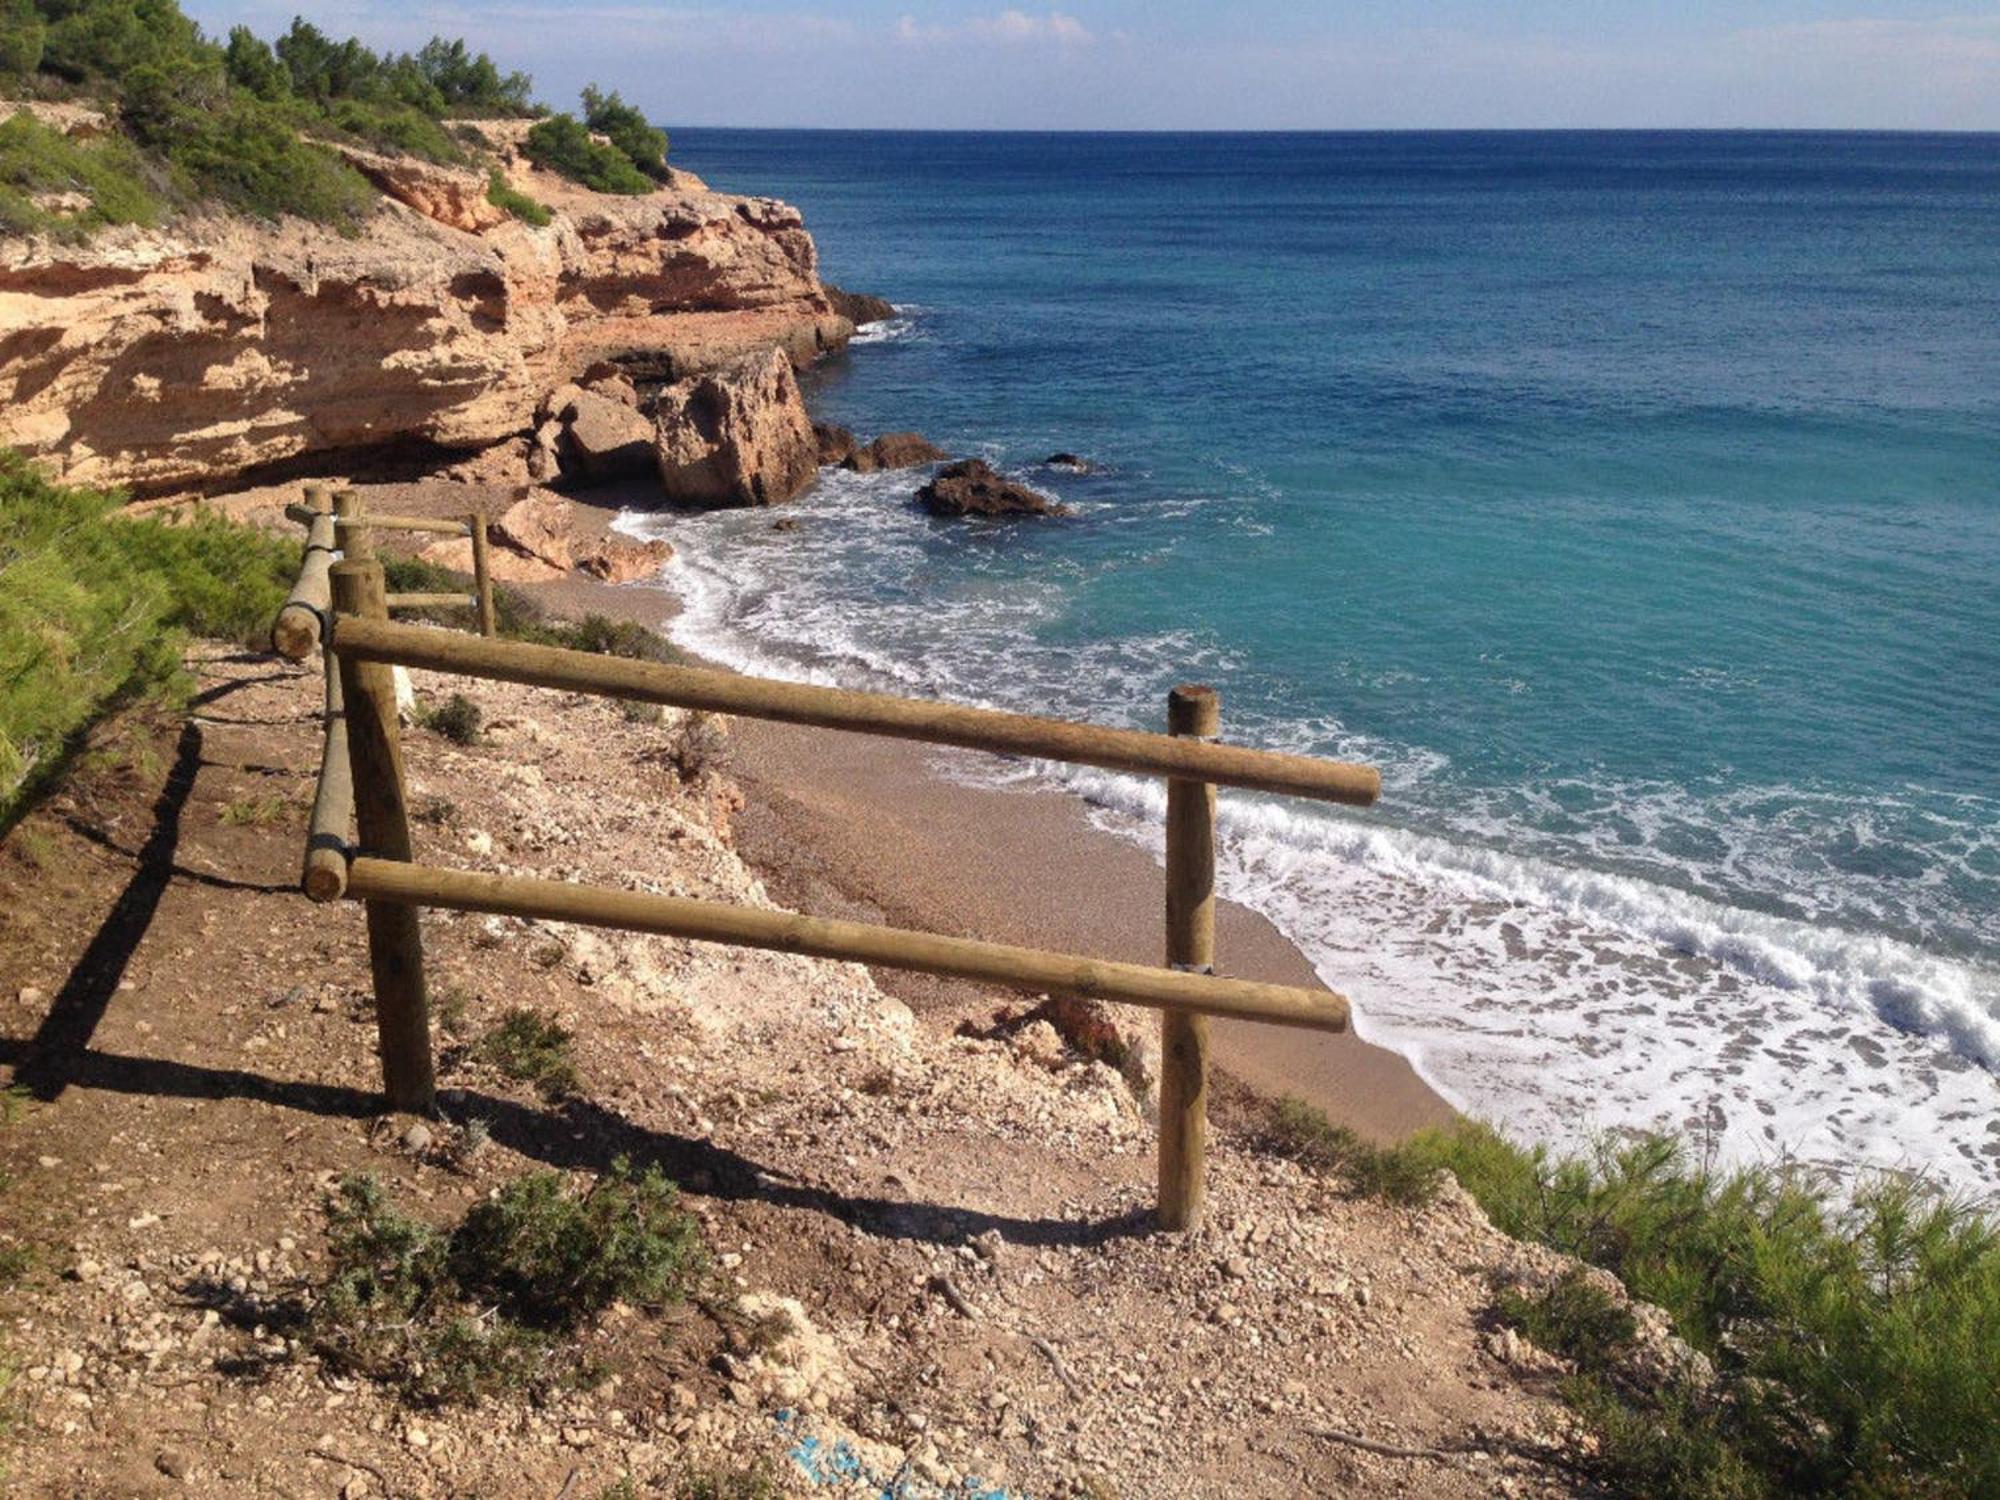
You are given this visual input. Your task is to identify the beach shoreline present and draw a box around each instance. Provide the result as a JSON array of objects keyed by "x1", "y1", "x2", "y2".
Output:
[{"x1": 473, "y1": 486, "x2": 1456, "y2": 1143}]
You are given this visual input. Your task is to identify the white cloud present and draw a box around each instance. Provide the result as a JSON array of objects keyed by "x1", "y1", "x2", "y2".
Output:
[{"x1": 896, "y1": 9, "x2": 1092, "y2": 47}]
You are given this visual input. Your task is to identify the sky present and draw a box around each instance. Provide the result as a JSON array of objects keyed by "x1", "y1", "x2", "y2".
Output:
[{"x1": 182, "y1": 3, "x2": 2000, "y2": 131}]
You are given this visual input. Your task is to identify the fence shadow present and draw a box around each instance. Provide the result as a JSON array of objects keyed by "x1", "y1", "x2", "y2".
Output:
[{"x1": 0, "y1": 1039, "x2": 1153, "y2": 1251}]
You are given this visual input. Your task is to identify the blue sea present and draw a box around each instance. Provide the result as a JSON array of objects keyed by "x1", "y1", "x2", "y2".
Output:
[{"x1": 626, "y1": 130, "x2": 2000, "y2": 1193}]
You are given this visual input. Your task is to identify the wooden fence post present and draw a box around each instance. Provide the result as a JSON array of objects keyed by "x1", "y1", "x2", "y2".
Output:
[
  {"x1": 1159, "y1": 683, "x2": 1219, "y2": 1230},
  {"x1": 334, "y1": 489, "x2": 371, "y2": 562},
  {"x1": 469, "y1": 511, "x2": 497, "y2": 638},
  {"x1": 330, "y1": 558, "x2": 434, "y2": 1114}
]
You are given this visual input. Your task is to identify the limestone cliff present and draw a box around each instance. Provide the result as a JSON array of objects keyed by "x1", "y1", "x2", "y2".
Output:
[{"x1": 0, "y1": 118, "x2": 851, "y2": 496}]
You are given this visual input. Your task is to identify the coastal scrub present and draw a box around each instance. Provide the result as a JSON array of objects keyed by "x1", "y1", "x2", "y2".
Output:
[
  {"x1": 1266, "y1": 1098, "x2": 2000, "y2": 1496},
  {"x1": 0, "y1": 454, "x2": 296, "y2": 830}
]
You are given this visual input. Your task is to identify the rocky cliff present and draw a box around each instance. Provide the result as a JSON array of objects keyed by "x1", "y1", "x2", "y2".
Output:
[{"x1": 0, "y1": 116, "x2": 850, "y2": 496}]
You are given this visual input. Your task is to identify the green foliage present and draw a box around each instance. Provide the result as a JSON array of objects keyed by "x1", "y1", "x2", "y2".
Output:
[
  {"x1": 486, "y1": 168, "x2": 550, "y2": 226},
  {"x1": 221, "y1": 24, "x2": 286, "y2": 102},
  {"x1": 310, "y1": 1165, "x2": 702, "y2": 1405},
  {"x1": 523, "y1": 112, "x2": 653, "y2": 195},
  {"x1": 0, "y1": 111, "x2": 160, "y2": 238},
  {"x1": 0, "y1": 454, "x2": 297, "y2": 828},
  {"x1": 1260, "y1": 1095, "x2": 1443, "y2": 1205},
  {"x1": 218, "y1": 793, "x2": 286, "y2": 828},
  {"x1": 323, "y1": 95, "x2": 462, "y2": 165},
  {"x1": 416, "y1": 36, "x2": 535, "y2": 117},
  {"x1": 122, "y1": 59, "x2": 374, "y2": 227},
  {"x1": 514, "y1": 611, "x2": 685, "y2": 664},
  {"x1": 1288, "y1": 1109, "x2": 2000, "y2": 1498},
  {"x1": 417, "y1": 691, "x2": 482, "y2": 746},
  {"x1": 450, "y1": 1159, "x2": 702, "y2": 1327},
  {"x1": 478, "y1": 1007, "x2": 579, "y2": 1100},
  {"x1": 581, "y1": 84, "x2": 666, "y2": 180},
  {"x1": 38, "y1": 0, "x2": 201, "y2": 85},
  {"x1": 0, "y1": 0, "x2": 45, "y2": 76}
]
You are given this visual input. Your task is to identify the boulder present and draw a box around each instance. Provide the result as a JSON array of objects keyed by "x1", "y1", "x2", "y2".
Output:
[
  {"x1": 847, "y1": 431, "x2": 947, "y2": 473},
  {"x1": 917, "y1": 459, "x2": 1069, "y2": 519},
  {"x1": 560, "y1": 388, "x2": 655, "y2": 480},
  {"x1": 494, "y1": 488, "x2": 575, "y2": 570},
  {"x1": 1045, "y1": 452, "x2": 1093, "y2": 471},
  {"x1": 528, "y1": 419, "x2": 564, "y2": 483},
  {"x1": 813, "y1": 421, "x2": 858, "y2": 467},
  {"x1": 822, "y1": 284, "x2": 897, "y2": 326},
  {"x1": 576, "y1": 536, "x2": 674, "y2": 584},
  {"x1": 654, "y1": 347, "x2": 818, "y2": 508},
  {"x1": 578, "y1": 361, "x2": 640, "y2": 408}
]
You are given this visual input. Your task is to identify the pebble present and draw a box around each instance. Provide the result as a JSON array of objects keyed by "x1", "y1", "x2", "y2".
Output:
[
  {"x1": 154, "y1": 1448, "x2": 191, "y2": 1480},
  {"x1": 400, "y1": 1122, "x2": 434, "y2": 1153},
  {"x1": 18, "y1": 985, "x2": 45, "y2": 1008}
]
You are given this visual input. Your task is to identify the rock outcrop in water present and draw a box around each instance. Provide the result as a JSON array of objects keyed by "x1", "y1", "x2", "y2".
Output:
[
  {"x1": 0, "y1": 117, "x2": 850, "y2": 495},
  {"x1": 918, "y1": 458, "x2": 1070, "y2": 518},
  {"x1": 654, "y1": 347, "x2": 819, "y2": 508}
]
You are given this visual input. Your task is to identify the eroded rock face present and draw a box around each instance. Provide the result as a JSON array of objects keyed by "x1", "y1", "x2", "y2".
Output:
[
  {"x1": 333, "y1": 145, "x2": 508, "y2": 235},
  {"x1": 822, "y1": 283, "x2": 896, "y2": 326},
  {"x1": 655, "y1": 347, "x2": 818, "y2": 508},
  {"x1": 847, "y1": 430, "x2": 947, "y2": 472},
  {"x1": 576, "y1": 535, "x2": 674, "y2": 583},
  {"x1": 918, "y1": 459, "x2": 1070, "y2": 518},
  {"x1": 0, "y1": 121, "x2": 850, "y2": 495}
]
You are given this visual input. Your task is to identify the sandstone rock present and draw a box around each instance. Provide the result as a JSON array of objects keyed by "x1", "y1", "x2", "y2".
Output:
[
  {"x1": 578, "y1": 361, "x2": 640, "y2": 408},
  {"x1": 576, "y1": 536, "x2": 674, "y2": 584},
  {"x1": 560, "y1": 388, "x2": 655, "y2": 480},
  {"x1": 333, "y1": 145, "x2": 509, "y2": 235},
  {"x1": 823, "y1": 284, "x2": 897, "y2": 326},
  {"x1": 0, "y1": 163, "x2": 839, "y2": 495},
  {"x1": 528, "y1": 419, "x2": 565, "y2": 484},
  {"x1": 494, "y1": 489, "x2": 575, "y2": 570},
  {"x1": 654, "y1": 347, "x2": 817, "y2": 509},
  {"x1": 917, "y1": 460, "x2": 1069, "y2": 519},
  {"x1": 846, "y1": 431, "x2": 947, "y2": 473},
  {"x1": 813, "y1": 421, "x2": 858, "y2": 467}
]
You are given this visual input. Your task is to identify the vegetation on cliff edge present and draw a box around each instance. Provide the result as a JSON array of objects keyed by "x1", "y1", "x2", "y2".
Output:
[
  {"x1": 0, "y1": 3, "x2": 540, "y2": 230},
  {"x1": 1265, "y1": 1098, "x2": 2000, "y2": 1498},
  {"x1": 0, "y1": 454, "x2": 296, "y2": 831}
]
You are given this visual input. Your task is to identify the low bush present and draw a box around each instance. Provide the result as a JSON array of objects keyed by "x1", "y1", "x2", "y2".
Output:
[
  {"x1": 309, "y1": 1162, "x2": 701, "y2": 1404},
  {"x1": 486, "y1": 168, "x2": 550, "y2": 226},
  {"x1": 522, "y1": 113, "x2": 653, "y2": 195},
  {"x1": 1262, "y1": 1097, "x2": 2000, "y2": 1496},
  {"x1": 661, "y1": 710, "x2": 730, "y2": 783},
  {"x1": 477, "y1": 1007, "x2": 579, "y2": 1100},
  {"x1": 0, "y1": 455, "x2": 298, "y2": 829},
  {"x1": 0, "y1": 111, "x2": 162, "y2": 238},
  {"x1": 417, "y1": 692, "x2": 482, "y2": 746}
]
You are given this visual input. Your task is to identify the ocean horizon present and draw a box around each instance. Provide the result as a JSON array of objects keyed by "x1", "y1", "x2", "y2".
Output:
[{"x1": 621, "y1": 127, "x2": 2000, "y2": 1195}]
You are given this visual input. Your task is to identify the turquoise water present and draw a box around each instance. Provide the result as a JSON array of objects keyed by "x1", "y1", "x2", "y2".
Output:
[{"x1": 631, "y1": 131, "x2": 2000, "y2": 1191}]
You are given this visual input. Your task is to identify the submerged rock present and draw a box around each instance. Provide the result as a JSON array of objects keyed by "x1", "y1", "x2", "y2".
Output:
[
  {"x1": 917, "y1": 459, "x2": 1069, "y2": 519},
  {"x1": 813, "y1": 421, "x2": 859, "y2": 467},
  {"x1": 1044, "y1": 452, "x2": 1093, "y2": 471},
  {"x1": 654, "y1": 347, "x2": 819, "y2": 508},
  {"x1": 847, "y1": 431, "x2": 947, "y2": 473}
]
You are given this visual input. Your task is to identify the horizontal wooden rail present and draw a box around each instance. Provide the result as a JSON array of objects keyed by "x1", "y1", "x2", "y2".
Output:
[
  {"x1": 337, "y1": 513, "x2": 470, "y2": 538},
  {"x1": 330, "y1": 617, "x2": 1382, "y2": 806},
  {"x1": 304, "y1": 652, "x2": 353, "y2": 902},
  {"x1": 272, "y1": 485, "x2": 336, "y2": 661},
  {"x1": 387, "y1": 592, "x2": 477, "y2": 611},
  {"x1": 344, "y1": 858, "x2": 1351, "y2": 1031}
]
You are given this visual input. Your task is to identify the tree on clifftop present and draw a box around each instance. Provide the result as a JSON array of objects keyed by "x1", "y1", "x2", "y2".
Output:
[{"x1": 582, "y1": 84, "x2": 667, "y2": 180}]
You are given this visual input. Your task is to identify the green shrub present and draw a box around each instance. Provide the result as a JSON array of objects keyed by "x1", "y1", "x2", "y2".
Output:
[
  {"x1": 450, "y1": 1159, "x2": 702, "y2": 1327},
  {"x1": 0, "y1": 0, "x2": 45, "y2": 76},
  {"x1": 0, "y1": 111, "x2": 162, "y2": 238},
  {"x1": 1260, "y1": 1095, "x2": 1442, "y2": 1206},
  {"x1": 38, "y1": 0, "x2": 204, "y2": 86},
  {"x1": 523, "y1": 113, "x2": 653, "y2": 195},
  {"x1": 478, "y1": 1007, "x2": 579, "y2": 1100},
  {"x1": 415, "y1": 36, "x2": 536, "y2": 118},
  {"x1": 221, "y1": 24, "x2": 288, "y2": 102},
  {"x1": 581, "y1": 84, "x2": 666, "y2": 180},
  {"x1": 1295, "y1": 1109, "x2": 2000, "y2": 1498},
  {"x1": 324, "y1": 96, "x2": 463, "y2": 164},
  {"x1": 486, "y1": 168, "x2": 550, "y2": 226},
  {"x1": 417, "y1": 692, "x2": 482, "y2": 746},
  {"x1": 310, "y1": 1164, "x2": 701, "y2": 1404},
  {"x1": 0, "y1": 454, "x2": 298, "y2": 828},
  {"x1": 122, "y1": 62, "x2": 375, "y2": 227}
]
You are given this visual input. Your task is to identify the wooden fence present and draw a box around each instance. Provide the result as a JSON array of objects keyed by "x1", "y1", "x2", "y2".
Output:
[
  {"x1": 271, "y1": 484, "x2": 497, "y2": 661},
  {"x1": 279, "y1": 495, "x2": 1382, "y2": 1230}
]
